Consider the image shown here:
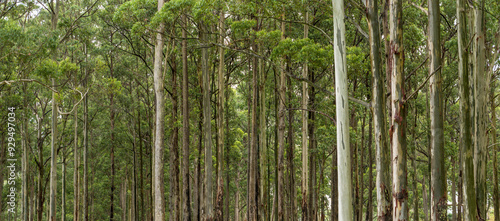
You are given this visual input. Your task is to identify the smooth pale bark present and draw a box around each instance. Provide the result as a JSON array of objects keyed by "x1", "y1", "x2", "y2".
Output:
[
  {"x1": 428, "y1": 0, "x2": 446, "y2": 219},
  {"x1": 301, "y1": 9, "x2": 309, "y2": 221},
  {"x1": 49, "y1": 78, "x2": 58, "y2": 221},
  {"x1": 473, "y1": 0, "x2": 487, "y2": 219},
  {"x1": 202, "y1": 20, "x2": 214, "y2": 220},
  {"x1": 181, "y1": 13, "x2": 191, "y2": 221},
  {"x1": 153, "y1": 0, "x2": 166, "y2": 220},
  {"x1": 333, "y1": 0, "x2": 353, "y2": 219},
  {"x1": 277, "y1": 15, "x2": 286, "y2": 221},
  {"x1": 457, "y1": 0, "x2": 476, "y2": 219},
  {"x1": 389, "y1": 0, "x2": 407, "y2": 219},
  {"x1": 365, "y1": 0, "x2": 391, "y2": 219}
]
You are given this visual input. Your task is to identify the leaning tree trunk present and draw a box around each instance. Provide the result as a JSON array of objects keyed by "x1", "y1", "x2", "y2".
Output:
[
  {"x1": 333, "y1": 0, "x2": 353, "y2": 219},
  {"x1": 473, "y1": 0, "x2": 488, "y2": 219},
  {"x1": 428, "y1": 0, "x2": 447, "y2": 219},
  {"x1": 389, "y1": 0, "x2": 407, "y2": 219},
  {"x1": 365, "y1": 0, "x2": 392, "y2": 219},
  {"x1": 153, "y1": 0, "x2": 166, "y2": 219}
]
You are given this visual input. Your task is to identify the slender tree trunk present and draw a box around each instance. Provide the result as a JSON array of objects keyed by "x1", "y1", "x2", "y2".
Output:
[
  {"x1": 201, "y1": 20, "x2": 214, "y2": 220},
  {"x1": 428, "y1": 0, "x2": 446, "y2": 219},
  {"x1": 287, "y1": 76, "x2": 296, "y2": 221},
  {"x1": 49, "y1": 78, "x2": 58, "y2": 221},
  {"x1": 413, "y1": 106, "x2": 418, "y2": 221},
  {"x1": 359, "y1": 115, "x2": 365, "y2": 221},
  {"x1": 23, "y1": 77, "x2": 29, "y2": 221},
  {"x1": 277, "y1": 14, "x2": 286, "y2": 221},
  {"x1": 389, "y1": 0, "x2": 407, "y2": 219},
  {"x1": 493, "y1": 73, "x2": 500, "y2": 221},
  {"x1": 170, "y1": 39, "x2": 180, "y2": 221},
  {"x1": 109, "y1": 33, "x2": 116, "y2": 221},
  {"x1": 452, "y1": 157, "x2": 457, "y2": 221},
  {"x1": 365, "y1": 0, "x2": 391, "y2": 219},
  {"x1": 301, "y1": 8, "x2": 309, "y2": 221},
  {"x1": 83, "y1": 51, "x2": 89, "y2": 221},
  {"x1": 457, "y1": 0, "x2": 477, "y2": 219},
  {"x1": 366, "y1": 117, "x2": 373, "y2": 221},
  {"x1": 308, "y1": 73, "x2": 316, "y2": 221},
  {"x1": 258, "y1": 26, "x2": 268, "y2": 221},
  {"x1": 235, "y1": 172, "x2": 240, "y2": 221},
  {"x1": 153, "y1": 0, "x2": 166, "y2": 219},
  {"x1": 194, "y1": 109, "x2": 203, "y2": 221},
  {"x1": 474, "y1": 0, "x2": 488, "y2": 219},
  {"x1": 333, "y1": 0, "x2": 353, "y2": 219},
  {"x1": 62, "y1": 159, "x2": 66, "y2": 221},
  {"x1": 181, "y1": 12, "x2": 191, "y2": 221},
  {"x1": 73, "y1": 97, "x2": 79, "y2": 221}
]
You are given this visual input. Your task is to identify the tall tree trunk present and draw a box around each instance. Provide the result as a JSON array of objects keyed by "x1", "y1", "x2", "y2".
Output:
[
  {"x1": 181, "y1": 12, "x2": 191, "y2": 221},
  {"x1": 333, "y1": 0, "x2": 353, "y2": 219},
  {"x1": 259, "y1": 25, "x2": 268, "y2": 221},
  {"x1": 365, "y1": 0, "x2": 391, "y2": 218},
  {"x1": 389, "y1": 0, "x2": 407, "y2": 219},
  {"x1": 358, "y1": 115, "x2": 365, "y2": 221},
  {"x1": 413, "y1": 106, "x2": 418, "y2": 221},
  {"x1": 493, "y1": 73, "x2": 500, "y2": 221},
  {"x1": 452, "y1": 157, "x2": 457, "y2": 221},
  {"x1": 83, "y1": 44, "x2": 89, "y2": 221},
  {"x1": 23, "y1": 77, "x2": 29, "y2": 221},
  {"x1": 301, "y1": 8, "x2": 309, "y2": 221},
  {"x1": 457, "y1": 0, "x2": 476, "y2": 219},
  {"x1": 49, "y1": 78, "x2": 58, "y2": 221},
  {"x1": 62, "y1": 159, "x2": 66, "y2": 221},
  {"x1": 201, "y1": 20, "x2": 214, "y2": 220},
  {"x1": 170, "y1": 39, "x2": 180, "y2": 221},
  {"x1": 214, "y1": 9, "x2": 225, "y2": 221},
  {"x1": 287, "y1": 76, "x2": 296, "y2": 221},
  {"x1": 277, "y1": 14, "x2": 286, "y2": 221},
  {"x1": 194, "y1": 109, "x2": 203, "y2": 221},
  {"x1": 109, "y1": 33, "x2": 116, "y2": 221},
  {"x1": 308, "y1": 73, "x2": 316, "y2": 221},
  {"x1": 474, "y1": 0, "x2": 488, "y2": 219},
  {"x1": 428, "y1": 0, "x2": 446, "y2": 219},
  {"x1": 153, "y1": 0, "x2": 166, "y2": 219}
]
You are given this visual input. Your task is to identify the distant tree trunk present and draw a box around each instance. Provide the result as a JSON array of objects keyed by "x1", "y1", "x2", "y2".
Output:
[
  {"x1": 307, "y1": 39, "x2": 317, "y2": 221},
  {"x1": 301, "y1": 8, "x2": 309, "y2": 221},
  {"x1": 457, "y1": 0, "x2": 476, "y2": 219},
  {"x1": 277, "y1": 14, "x2": 286, "y2": 221},
  {"x1": 365, "y1": 0, "x2": 391, "y2": 218},
  {"x1": 235, "y1": 171, "x2": 240, "y2": 221},
  {"x1": 153, "y1": 0, "x2": 166, "y2": 219},
  {"x1": 358, "y1": 115, "x2": 365, "y2": 221},
  {"x1": 83, "y1": 47, "x2": 89, "y2": 221},
  {"x1": 333, "y1": 0, "x2": 353, "y2": 219},
  {"x1": 121, "y1": 179, "x2": 128, "y2": 221},
  {"x1": 428, "y1": 0, "x2": 446, "y2": 219},
  {"x1": 473, "y1": 0, "x2": 488, "y2": 219},
  {"x1": 194, "y1": 109, "x2": 203, "y2": 221},
  {"x1": 201, "y1": 20, "x2": 214, "y2": 220},
  {"x1": 49, "y1": 78, "x2": 58, "y2": 221},
  {"x1": 73, "y1": 99, "x2": 79, "y2": 221},
  {"x1": 389, "y1": 0, "x2": 407, "y2": 219},
  {"x1": 23, "y1": 77, "x2": 29, "y2": 221},
  {"x1": 259, "y1": 23, "x2": 268, "y2": 221},
  {"x1": 109, "y1": 33, "x2": 116, "y2": 221},
  {"x1": 413, "y1": 106, "x2": 418, "y2": 221},
  {"x1": 62, "y1": 159, "x2": 66, "y2": 221},
  {"x1": 366, "y1": 117, "x2": 373, "y2": 221},
  {"x1": 452, "y1": 157, "x2": 457, "y2": 221},
  {"x1": 181, "y1": 12, "x2": 191, "y2": 221}
]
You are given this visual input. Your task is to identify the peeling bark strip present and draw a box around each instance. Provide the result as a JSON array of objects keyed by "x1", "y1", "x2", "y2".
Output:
[
  {"x1": 364, "y1": 0, "x2": 392, "y2": 219},
  {"x1": 389, "y1": 0, "x2": 408, "y2": 220},
  {"x1": 332, "y1": 0, "x2": 353, "y2": 220},
  {"x1": 428, "y1": 0, "x2": 447, "y2": 220}
]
